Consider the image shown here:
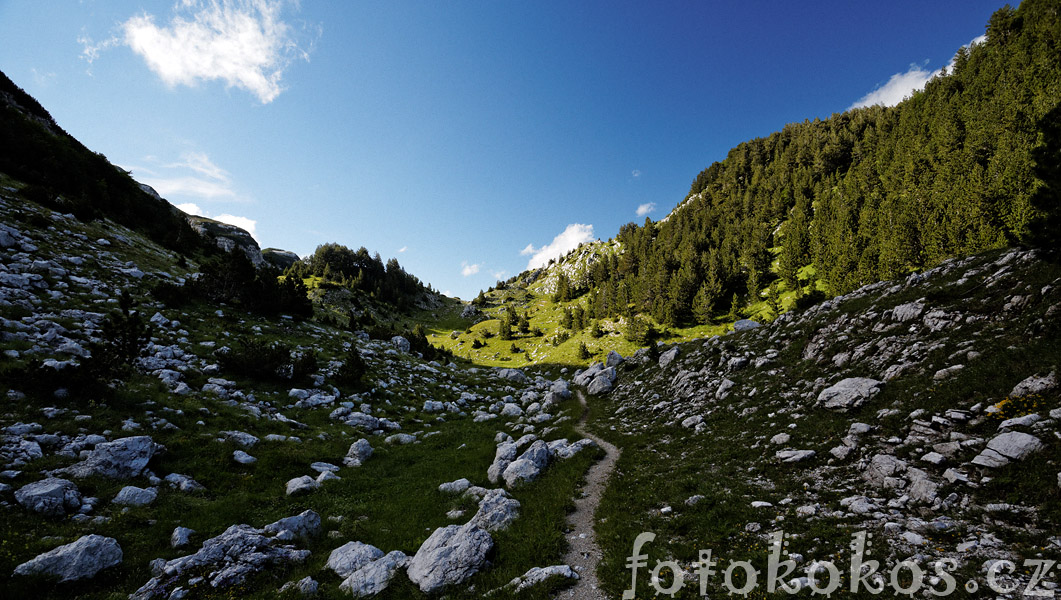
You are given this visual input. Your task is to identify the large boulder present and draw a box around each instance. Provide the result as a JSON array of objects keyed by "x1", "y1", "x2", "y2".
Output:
[
  {"x1": 406, "y1": 523, "x2": 494, "y2": 593},
  {"x1": 658, "y1": 347, "x2": 680, "y2": 368},
  {"x1": 14, "y1": 477, "x2": 81, "y2": 517},
  {"x1": 816, "y1": 378, "x2": 883, "y2": 412},
  {"x1": 13, "y1": 535, "x2": 122, "y2": 582},
  {"x1": 502, "y1": 440, "x2": 551, "y2": 488},
  {"x1": 339, "y1": 550, "x2": 408, "y2": 597},
  {"x1": 605, "y1": 350, "x2": 624, "y2": 368},
  {"x1": 391, "y1": 336, "x2": 411, "y2": 353},
  {"x1": 1008, "y1": 371, "x2": 1057, "y2": 398},
  {"x1": 327, "y1": 541, "x2": 385, "y2": 578},
  {"x1": 61, "y1": 436, "x2": 159, "y2": 479},
  {"x1": 470, "y1": 488, "x2": 521, "y2": 532},
  {"x1": 587, "y1": 374, "x2": 613, "y2": 395},
  {"x1": 971, "y1": 431, "x2": 1044, "y2": 468}
]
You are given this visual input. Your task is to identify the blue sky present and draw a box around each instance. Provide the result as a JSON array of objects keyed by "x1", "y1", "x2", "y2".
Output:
[{"x1": 0, "y1": 1, "x2": 1004, "y2": 299}]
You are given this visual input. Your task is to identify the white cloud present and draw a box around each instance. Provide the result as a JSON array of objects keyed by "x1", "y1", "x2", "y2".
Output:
[
  {"x1": 175, "y1": 202, "x2": 203, "y2": 215},
  {"x1": 631, "y1": 169, "x2": 641, "y2": 178},
  {"x1": 126, "y1": 151, "x2": 243, "y2": 201},
  {"x1": 523, "y1": 223, "x2": 595, "y2": 270},
  {"x1": 492, "y1": 270, "x2": 507, "y2": 280},
  {"x1": 849, "y1": 36, "x2": 987, "y2": 111},
  {"x1": 636, "y1": 202, "x2": 656, "y2": 217},
  {"x1": 461, "y1": 262, "x2": 481, "y2": 277},
  {"x1": 397, "y1": 246, "x2": 408, "y2": 253},
  {"x1": 85, "y1": 0, "x2": 315, "y2": 103}
]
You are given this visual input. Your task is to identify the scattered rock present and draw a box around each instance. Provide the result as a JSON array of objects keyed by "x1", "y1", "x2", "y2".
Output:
[{"x1": 971, "y1": 431, "x2": 1044, "y2": 468}]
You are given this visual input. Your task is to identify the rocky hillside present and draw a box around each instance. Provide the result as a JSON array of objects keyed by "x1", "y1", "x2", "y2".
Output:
[
  {"x1": 0, "y1": 182, "x2": 607, "y2": 599},
  {"x1": 581, "y1": 246, "x2": 1061, "y2": 597}
]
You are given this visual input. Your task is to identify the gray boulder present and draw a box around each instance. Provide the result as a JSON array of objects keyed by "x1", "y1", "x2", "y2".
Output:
[
  {"x1": 587, "y1": 374, "x2": 613, "y2": 395},
  {"x1": 15, "y1": 477, "x2": 81, "y2": 516},
  {"x1": 285, "y1": 476, "x2": 319, "y2": 496},
  {"x1": 1009, "y1": 371, "x2": 1057, "y2": 398},
  {"x1": 816, "y1": 378, "x2": 883, "y2": 412},
  {"x1": 264, "y1": 510, "x2": 321, "y2": 539},
  {"x1": 406, "y1": 523, "x2": 494, "y2": 593},
  {"x1": 339, "y1": 550, "x2": 408, "y2": 597},
  {"x1": 112, "y1": 485, "x2": 158, "y2": 507},
  {"x1": 658, "y1": 347, "x2": 680, "y2": 368},
  {"x1": 439, "y1": 478, "x2": 471, "y2": 494},
  {"x1": 61, "y1": 436, "x2": 158, "y2": 479},
  {"x1": 344, "y1": 438, "x2": 373, "y2": 467},
  {"x1": 487, "y1": 442, "x2": 519, "y2": 484},
  {"x1": 469, "y1": 488, "x2": 520, "y2": 532},
  {"x1": 13, "y1": 534, "x2": 122, "y2": 582},
  {"x1": 502, "y1": 440, "x2": 550, "y2": 488},
  {"x1": 864, "y1": 454, "x2": 908, "y2": 488},
  {"x1": 171, "y1": 527, "x2": 195, "y2": 548},
  {"x1": 733, "y1": 319, "x2": 760, "y2": 331},
  {"x1": 327, "y1": 541, "x2": 385, "y2": 578},
  {"x1": 605, "y1": 350, "x2": 624, "y2": 368},
  {"x1": 971, "y1": 431, "x2": 1044, "y2": 468}
]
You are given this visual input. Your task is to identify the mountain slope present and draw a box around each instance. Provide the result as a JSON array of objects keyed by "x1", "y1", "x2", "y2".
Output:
[{"x1": 520, "y1": 0, "x2": 1061, "y2": 334}]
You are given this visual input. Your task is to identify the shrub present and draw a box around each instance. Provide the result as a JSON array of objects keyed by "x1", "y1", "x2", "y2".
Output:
[{"x1": 333, "y1": 346, "x2": 367, "y2": 387}]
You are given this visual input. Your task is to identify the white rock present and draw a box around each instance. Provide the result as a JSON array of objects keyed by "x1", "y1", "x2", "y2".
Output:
[
  {"x1": 971, "y1": 431, "x2": 1044, "y2": 468},
  {"x1": 285, "y1": 476, "x2": 319, "y2": 496},
  {"x1": 344, "y1": 438, "x2": 374, "y2": 467},
  {"x1": 327, "y1": 541, "x2": 385, "y2": 578},
  {"x1": 233, "y1": 450, "x2": 257, "y2": 465},
  {"x1": 15, "y1": 477, "x2": 82, "y2": 516},
  {"x1": 406, "y1": 523, "x2": 493, "y2": 593},
  {"x1": 112, "y1": 485, "x2": 158, "y2": 507},
  {"x1": 339, "y1": 551, "x2": 408, "y2": 597},
  {"x1": 13, "y1": 534, "x2": 122, "y2": 582},
  {"x1": 816, "y1": 378, "x2": 883, "y2": 412},
  {"x1": 61, "y1": 436, "x2": 158, "y2": 479}
]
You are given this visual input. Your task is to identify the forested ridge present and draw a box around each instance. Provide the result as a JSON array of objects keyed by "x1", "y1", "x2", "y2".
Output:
[{"x1": 548, "y1": 0, "x2": 1061, "y2": 327}]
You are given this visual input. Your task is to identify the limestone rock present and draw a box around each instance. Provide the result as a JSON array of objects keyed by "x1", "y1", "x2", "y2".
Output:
[
  {"x1": 61, "y1": 436, "x2": 158, "y2": 479},
  {"x1": 13, "y1": 534, "x2": 122, "y2": 582},
  {"x1": 15, "y1": 477, "x2": 81, "y2": 516},
  {"x1": 971, "y1": 431, "x2": 1044, "y2": 468},
  {"x1": 816, "y1": 378, "x2": 883, "y2": 412},
  {"x1": 406, "y1": 523, "x2": 493, "y2": 593}
]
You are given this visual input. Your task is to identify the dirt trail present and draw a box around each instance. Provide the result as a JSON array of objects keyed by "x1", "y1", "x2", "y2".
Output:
[{"x1": 558, "y1": 391, "x2": 620, "y2": 600}]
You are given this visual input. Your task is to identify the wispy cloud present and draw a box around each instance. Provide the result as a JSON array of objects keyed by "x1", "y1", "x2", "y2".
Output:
[
  {"x1": 397, "y1": 246, "x2": 408, "y2": 253},
  {"x1": 631, "y1": 169, "x2": 641, "y2": 178},
  {"x1": 82, "y1": 0, "x2": 316, "y2": 103},
  {"x1": 125, "y1": 151, "x2": 242, "y2": 201},
  {"x1": 849, "y1": 35, "x2": 986, "y2": 111},
  {"x1": 635, "y1": 202, "x2": 656, "y2": 217},
  {"x1": 461, "y1": 262, "x2": 481, "y2": 277},
  {"x1": 492, "y1": 270, "x2": 507, "y2": 280},
  {"x1": 522, "y1": 223, "x2": 595, "y2": 270}
]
